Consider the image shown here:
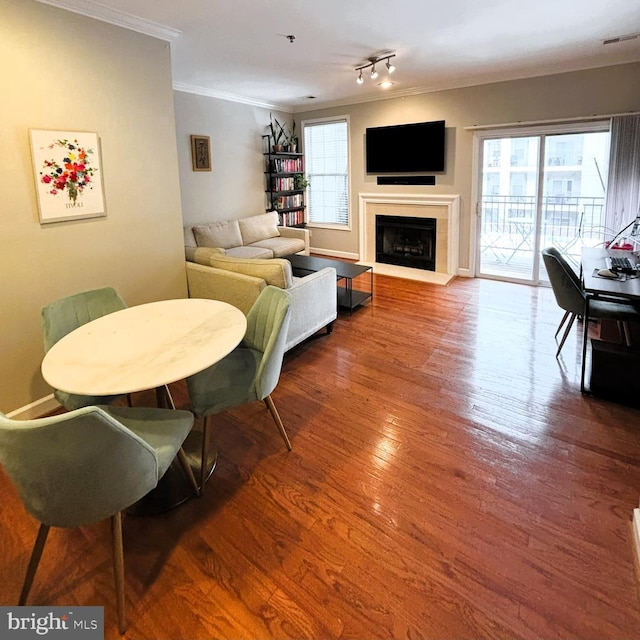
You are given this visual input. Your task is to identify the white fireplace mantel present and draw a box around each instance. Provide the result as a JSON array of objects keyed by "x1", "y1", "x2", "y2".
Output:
[{"x1": 358, "y1": 193, "x2": 460, "y2": 284}]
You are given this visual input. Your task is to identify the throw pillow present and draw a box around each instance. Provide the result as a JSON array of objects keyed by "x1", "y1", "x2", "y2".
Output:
[
  {"x1": 238, "y1": 212, "x2": 280, "y2": 246},
  {"x1": 193, "y1": 220, "x2": 243, "y2": 249}
]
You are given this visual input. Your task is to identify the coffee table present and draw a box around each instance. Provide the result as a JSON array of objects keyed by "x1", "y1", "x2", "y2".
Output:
[{"x1": 286, "y1": 254, "x2": 373, "y2": 312}]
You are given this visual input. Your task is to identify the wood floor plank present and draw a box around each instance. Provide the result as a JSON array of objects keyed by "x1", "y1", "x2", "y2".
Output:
[{"x1": 2, "y1": 273, "x2": 640, "y2": 639}]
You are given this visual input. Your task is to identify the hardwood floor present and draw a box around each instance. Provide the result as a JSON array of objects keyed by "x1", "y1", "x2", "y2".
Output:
[{"x1": 2, "y1": 274, "x2": 640, "y2": 639}]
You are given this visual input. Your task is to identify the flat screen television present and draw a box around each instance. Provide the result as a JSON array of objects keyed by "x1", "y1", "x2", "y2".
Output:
[{"x1": 365, "y1": 120, "x2": 445, "y2": 173}]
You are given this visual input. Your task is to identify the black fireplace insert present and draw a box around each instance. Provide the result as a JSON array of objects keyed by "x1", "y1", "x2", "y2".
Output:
[{"x1": 375, "y1": 215, "x2": 436, "y2": 271}]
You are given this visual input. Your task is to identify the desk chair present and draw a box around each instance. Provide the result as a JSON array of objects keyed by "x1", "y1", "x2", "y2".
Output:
[
  {"x1": 42, "y1": 287, "x2": 131, "y2": 410},
  {"x1": 186, "y1": 286, "x2": 292, "y2": 491},
  {"x1": 0, "y1": 404, "x2": 198, "y2": 635},
  {"x1": 542, "y1": 247, "x2": 640, "y2": 356}
]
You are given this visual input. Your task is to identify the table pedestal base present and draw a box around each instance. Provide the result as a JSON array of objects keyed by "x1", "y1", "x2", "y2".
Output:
[{"x1": 126, "y1": 429, "x2": 217, "y2": 516}]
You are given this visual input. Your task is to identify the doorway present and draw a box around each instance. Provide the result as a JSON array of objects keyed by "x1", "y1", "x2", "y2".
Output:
[{"x1": 476, "y1": 123, "x2": 611, "y2": 283}]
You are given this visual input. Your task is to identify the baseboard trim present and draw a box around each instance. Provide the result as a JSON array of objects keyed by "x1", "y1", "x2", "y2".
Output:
[
  {"x1": 309, "y1": 248, "x2": 360, "y2": 260},
  {"x1": 7, "y1": 394, "x2": 60, "y2": 420},
  {"x1": 633, "y1": 508, "x2": 640, "y2": 566}
]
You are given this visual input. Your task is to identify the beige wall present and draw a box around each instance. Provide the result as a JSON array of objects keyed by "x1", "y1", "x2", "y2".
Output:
[
  {"x1": 295, "y1": 63, "x2": 640, "y2": 267},
  {"x1": 174, "y1": 91, "x2": 288, "y2": 225},
  {"x1": 0, "y1": 0, "x2": 185, "y2": 413},
  {"x1": 4, "y1": 2, "x2": 639, "y2": 414}
]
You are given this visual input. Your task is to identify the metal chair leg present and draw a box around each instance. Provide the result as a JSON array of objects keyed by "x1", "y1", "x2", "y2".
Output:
[
  {"x1": 556, "y1": 313, "x2": 577, "y2": 357},
  {"x1": 111, "y1": 513, "x2": 126, "y2": 635},
  {"x1": 264, "y1": 395, "x2": 292, "y2": 451},
  {"x1": 19, "y1": 524, "x2": 49, "y2": 606},
  {"x1": 555, "y1": 310, "x2": 572, "y2": 338},
  {"x1": 154, "y1": 385, "x2": 176, "y2": 409}
]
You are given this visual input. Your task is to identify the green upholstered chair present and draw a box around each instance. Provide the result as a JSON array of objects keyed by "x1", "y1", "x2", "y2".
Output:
[
  {"x1": 42, "y1": 287, "x2": 131, "y2": 410},
  {"x1": 542, "y1": 247, "x2": 640, "y2": 356},
  {"x1": 186, "y1": 286, "x2": 293, "y2": 491},
  {"x1": 0, "y1": 404, "x2": 198, "y2": 635}
]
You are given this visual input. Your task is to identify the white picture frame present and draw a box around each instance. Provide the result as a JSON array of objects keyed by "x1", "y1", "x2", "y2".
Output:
[{"x1": 30, "y1": 129, "x2": 106, "y2": 223}]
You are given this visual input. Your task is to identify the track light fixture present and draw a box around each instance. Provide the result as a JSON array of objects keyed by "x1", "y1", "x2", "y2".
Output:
[{"x1": 355, "y1": 54, "x2": 396, "y2": 85}]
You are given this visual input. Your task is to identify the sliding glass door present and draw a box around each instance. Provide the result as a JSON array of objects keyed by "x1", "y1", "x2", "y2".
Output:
[{"x1": 476, "y1": 123, "x2": 610, "y2": 283}]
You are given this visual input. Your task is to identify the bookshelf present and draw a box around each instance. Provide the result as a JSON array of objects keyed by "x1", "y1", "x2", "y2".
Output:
[{"x1": 263, "y1": 135, "x2": 306, "y2": 227}]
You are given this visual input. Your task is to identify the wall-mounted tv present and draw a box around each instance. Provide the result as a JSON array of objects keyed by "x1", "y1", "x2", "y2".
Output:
[{"x1": 365, "y1": 120, "x2": 445, "y2": 173}]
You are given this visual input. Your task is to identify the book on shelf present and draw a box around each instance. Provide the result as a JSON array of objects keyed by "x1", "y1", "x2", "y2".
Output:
[
  {"x1": 272, "y1": 176, "x2": 295, "y2": 191},
  {"x1": 278, "y1": 209, "x2": 305, "y2": 227},
  {"x1": 274, "y1": 194, "x2": 302, "y2": 209},
  {"x1": 271, "y1": 157, "x2": 303, "y2": 173}
]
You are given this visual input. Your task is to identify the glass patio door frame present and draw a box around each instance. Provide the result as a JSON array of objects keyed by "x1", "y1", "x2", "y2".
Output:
[{"x1": 472, "y1": 120, "x2": 611, "y2": 284}]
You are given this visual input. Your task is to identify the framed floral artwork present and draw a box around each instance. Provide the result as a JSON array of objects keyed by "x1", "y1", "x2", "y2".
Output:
[
  {"x1": 30, "y1": 129, "x2": 106, "y2": 223},
  {"x1": 190, "y1": 134, "x2": 211, "y2": 171}
]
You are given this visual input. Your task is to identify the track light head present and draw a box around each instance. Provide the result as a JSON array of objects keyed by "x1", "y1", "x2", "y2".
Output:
[{"x1": 355, "y1": 53, "x2": 396, "y2": 86}]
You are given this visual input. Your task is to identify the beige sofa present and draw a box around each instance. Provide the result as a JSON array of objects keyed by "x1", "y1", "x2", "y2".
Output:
[
  {"x1": 186, "y1": 250, "x2": 337, "y2": 352},
  {"x1": 184, "y1": 211, "x2": 309, "y2": 260}
]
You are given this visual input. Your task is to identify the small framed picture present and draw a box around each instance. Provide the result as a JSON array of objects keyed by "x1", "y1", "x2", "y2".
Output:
[
  {"x1": 30, "y1": 129, "x2": 107, "y2": 224},
  {"x1": 190, "y1": 135, "x2": 211, "y2": 171}
]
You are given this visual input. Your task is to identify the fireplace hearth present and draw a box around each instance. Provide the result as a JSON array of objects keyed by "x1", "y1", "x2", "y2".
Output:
[{"x1": 376, "y1": 215, "x2": 436, "y2": 271}]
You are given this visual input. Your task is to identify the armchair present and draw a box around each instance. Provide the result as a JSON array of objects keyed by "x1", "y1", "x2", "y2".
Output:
[
  {"x1": 542, "y1": 247, "x2": 640, "y2": 356},
  {"x1": 0, "y1": 404, "x2": 197, "y2": 634},
  {"x1": 42, "y1": 287, "x2": 130, "y2": 410},
  {"x1": 186, "y1": 286, "x2": 293, "y2": 490}
]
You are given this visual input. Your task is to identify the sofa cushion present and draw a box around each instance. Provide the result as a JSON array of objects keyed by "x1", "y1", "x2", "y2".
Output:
[
  {"x1": 193, "y1": 220, "x2": 243, "y2": 249},
  {"x1": 238, "y1": 212, "x2": 280, "y2": 246},
  {"x1": 251, "y1": 236, "x2": 306, "y2": 257},
  {"x1": 209, "y1": 255, "x2": 293, "y2": 289},
  {"x1": 225, "y1": 246, "x2": 274, "y2": 259}
]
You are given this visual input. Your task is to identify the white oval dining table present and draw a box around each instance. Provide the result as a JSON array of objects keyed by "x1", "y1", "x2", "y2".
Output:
[
  {"x1": 42, "y1": 298, "x2": 247, "y2": 396},
  {"x1": 41, "y1": 297, "x2": 247, "y2": 514}
]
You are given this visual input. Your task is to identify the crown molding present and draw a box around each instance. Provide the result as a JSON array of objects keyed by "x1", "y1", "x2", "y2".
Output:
[
  {"x1": 291, "y1": 57, "x2": 640, "y2": 112},
  {"x1": 172, "y1": 82, "x2": 292, "y2": 113},
  {"x1": 36, "y1": 0, "x2": 181, "y2": 41}
]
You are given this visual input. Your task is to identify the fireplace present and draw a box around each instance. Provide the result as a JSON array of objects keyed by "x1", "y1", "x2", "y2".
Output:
[
  {"x1": 359, "y1": 193, "x2": 460, "y2": 285},
  {"x1": 376, "y1": 215, "x2": 436, "y2": 271}
]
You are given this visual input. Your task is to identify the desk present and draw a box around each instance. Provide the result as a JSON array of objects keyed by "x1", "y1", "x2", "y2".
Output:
[
  {"x1": 42, "y1": 298, "x2": 247, "y2": 512},
  {"x1": 581, "y1": 248, "x2": 640, "y2": 392}
]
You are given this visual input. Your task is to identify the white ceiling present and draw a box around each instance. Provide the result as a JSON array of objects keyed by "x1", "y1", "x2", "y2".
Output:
[{"x1": 40, "y1": 0, "x2": 640, "y2": 112}]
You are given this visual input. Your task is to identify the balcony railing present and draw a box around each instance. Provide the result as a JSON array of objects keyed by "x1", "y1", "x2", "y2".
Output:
[{"x1": 480, "y1": 195, "x2": 610, "y2": 275}]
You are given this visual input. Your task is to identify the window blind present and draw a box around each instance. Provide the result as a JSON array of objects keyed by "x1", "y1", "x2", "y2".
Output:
[{"x1": 303, "y1": 119, "x2": 349, "y2": 226}]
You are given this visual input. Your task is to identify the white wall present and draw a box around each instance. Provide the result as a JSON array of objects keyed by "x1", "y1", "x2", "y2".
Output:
[
  {"x1": 0, "y1": 0, "x2": 185, "y2": 413},
  {"x1": 174, "y1": 91, "x2": 288, "y2": 225}
]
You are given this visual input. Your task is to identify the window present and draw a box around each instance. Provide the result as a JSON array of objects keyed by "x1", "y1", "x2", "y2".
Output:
[{"x1": 302, "y1": 117, "x2": 350, "y2": 227}]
